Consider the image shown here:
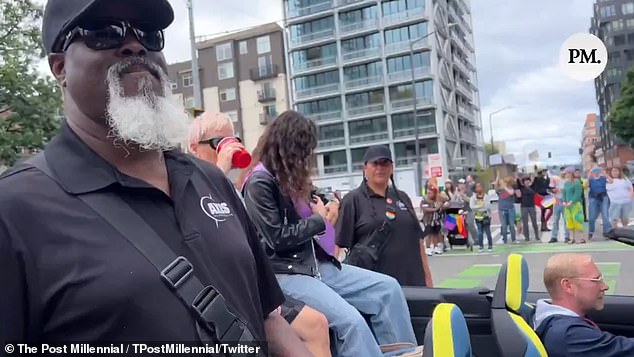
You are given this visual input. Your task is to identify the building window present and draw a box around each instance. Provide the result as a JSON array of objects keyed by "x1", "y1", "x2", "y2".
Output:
[
  {"x1": 220, "y1": 88, "x2": 236, "y2": 102},
  {"x1": 623, "y1": 2, "x2": 634, "y2": 14},
  {"x1": 264, "y1": 104, "x2": 277, "y2": 117},
  {"x1": 218, "y1": 62, "x2": 234, "y2": 80},
  {"x1": 258, "y1": 55, "x2": 273, "y2": 76},
  {"x1": 182, "y1": 72, "x2": 193, "y2": 87},
  {"x1": 216, "y1": 43, "x2": 232, "y2": 61},
  {"x1": 614, "y1": 34, "x2": 626, "y2": 45},
  {"x1": 627, "y1": 18, "x2": 634, "y2": 28},
  {"x1": 600, "y1": 5, "x2": 616, "y2": 17},
  {"x1": 257, "y1": 36, "x2": 271, "y2": 54},
  {"x1": 184, "y1": 96, "x2": 195, "y2": 108},
  {"x1": 225, "y1": 111, "x2": 238, "y2": 122},
  {"x1": 239, "y1": 41, "x2": 248, "y2": 54}
]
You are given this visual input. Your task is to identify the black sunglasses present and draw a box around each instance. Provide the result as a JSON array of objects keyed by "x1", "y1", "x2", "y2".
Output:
[
  {"x1": 199, "y1": 137, "x2": 242, "y2": 150},
  {"x1": 59, "y1": 19, "x2": 165, "y2": 53}
]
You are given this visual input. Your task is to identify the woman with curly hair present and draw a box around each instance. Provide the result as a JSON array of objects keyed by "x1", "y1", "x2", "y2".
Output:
[{"x1": 242, "y1": 111, "x2": 419, "y2": 357}]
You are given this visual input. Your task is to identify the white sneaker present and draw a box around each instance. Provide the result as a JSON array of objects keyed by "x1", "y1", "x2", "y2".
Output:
[
  {"x1": 488, "y1": 248, "x2": 493, "y2": 252},
  {"x1": 478, "y1": 248, "x2": 484, "y2": 253},
  {"x1": 425, "y1": 248, "x2": 433, "y2": 256},
  {"x1": 434, "y1": 244, "x2": 443, "y2": 255}
]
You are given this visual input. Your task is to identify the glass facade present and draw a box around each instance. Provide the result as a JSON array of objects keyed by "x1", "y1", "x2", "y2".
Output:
[
  {"x1": 339, "y1": 5, "x2": 378, "y2": 26},
  {"x1": 342, "y1": 33, "x2": 381, "y2": 52},
  {"x1": 297, "y1": 97, "x2": 342, "y2": 115},
  {"x1": 384, "y1": 22, "x2": 428, "y2": 44},
  {"x1": 386, "y1": 52, "x2": 430, "y2": 73},
  {"x1": 290, "y1": 16, "x2": 334, "y2": 41},
  {"x1": 389, "y1": 80, "x2": 433, "y2": 101},
  {"x1": 293, "y1": 70, "x2": 339, "y2": 91},
  {"x1": 292, "y1": 43, "x2": 337, "y2": 65},
  {"x1": 344, "y1": 61, "x2": 382, "y2": 80},
  {"x1": 382, "y1": 0, "x2": 424, "y2": 15},
  {"x1": 346, "y1": 90, "x2": 385, "y2": 108}
]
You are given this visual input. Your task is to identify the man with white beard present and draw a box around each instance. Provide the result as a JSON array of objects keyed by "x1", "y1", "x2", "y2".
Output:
[{"x1": 0, "y1": 0, "x2": 312, "y2": 355}]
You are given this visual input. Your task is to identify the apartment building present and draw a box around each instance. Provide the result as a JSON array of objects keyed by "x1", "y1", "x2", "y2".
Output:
[
  {"x1": 282, "y1": 0, "x2": 483, "y2": 198},
  {"x1": 167, "y1": 23, "x2": 289, "y2": 151},
  {"x1": 590, "y1": 0, "x2": 634, "y2": 168},
  {"x1": 581, "y1": 113, "x2": 601, "y2": 175}
]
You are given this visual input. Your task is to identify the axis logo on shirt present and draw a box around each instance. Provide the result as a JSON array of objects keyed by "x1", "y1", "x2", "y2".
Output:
[{"x1": 200, "y1": 194, "x2": 233, "y2": 227}]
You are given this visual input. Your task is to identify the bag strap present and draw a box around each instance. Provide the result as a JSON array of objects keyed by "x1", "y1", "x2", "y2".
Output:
[{"x1": 27, "y1": 153, "x2": 258, "y2": 350}]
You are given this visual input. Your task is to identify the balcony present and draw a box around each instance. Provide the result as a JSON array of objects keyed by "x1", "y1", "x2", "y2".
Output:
[
  {"x1": 293, "y1": 56, "x2": 338, "y2": 75},
  {"x1": 324, "y1": 164, "x2": 348, "y2": 174},
  {"x1": 340, "y1": 18, "x2": 378, "y2": 36},
  {"x1": 250, "y1": 64, "x2": 279, "y2": 81},
  {"x1": 390, "y1": 97, "x2": 433, "y2": 111},
  {"x1": 258, "y1": 88, "x2": 277, "y2": 103},
  {"x1": 387, "y1": 66, "x2": 430, "y2": 84},
  {"x1": 259, "y1": 113, "x2": 277, "y2": 125},
  {"x1": 342, "y1": 47, "x2": 381, "y2": 63},
  {"x1": 344, "y1": 75, "x2": 384, "y2": 90},
  {"x1": 318, "y1": 137, "x2": 346, "y2": 148},
  {"x1": 349, "y1": 132, "x2": 389, "y2": 145},
  {"x1": 456, "y1": 81, "x2": 471, "y2": 97},
  {"x1": 308, "y1": 110, "x2": 343, "y2": 123},
  {"x1": 335, "y1": 0, "x2": 365, "y2": 7},
  {"x1": 290, "y1": 29, "x2": 335, "y2": 48},
  {"x1": 393, "y1": 124, "x2": 436, "y2": 138},
  {"x1": 287, "y1": 1, "x2": 332, "y2": 18},
  {"x1": 396, "y1": 156, "x2": 418, "y2": 166},
  {"x1": 452, "y1": 55, "x2": 470, "y2": 74},
  {"x1": 295, "y1": 83, "x2": 340, "y2": 100},
  {"x1": 383, "y1": 7, "x2": 425, "y2": 27},
  {"x1": 460, "y1": 131, "x2": 476, "y2": 144},
  {"x1": 384, "y1": 38, "x2": 428, "y2": 56},
  {"x1": 346, "y1": 102, "x2": 385, "y2": 118}
]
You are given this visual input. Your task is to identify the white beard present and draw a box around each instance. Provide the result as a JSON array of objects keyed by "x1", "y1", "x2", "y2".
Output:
[{"x1": 105, "y1": 58, "x2": 189, "y2": 151}]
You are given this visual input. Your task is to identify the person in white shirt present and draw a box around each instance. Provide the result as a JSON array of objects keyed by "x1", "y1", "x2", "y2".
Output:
[
  {"x1": 606, "y1": 167, "x2": 634, "y2": 228},
  {"x1": 470, "y1": 182, "x2": 493, "y2": 253}
]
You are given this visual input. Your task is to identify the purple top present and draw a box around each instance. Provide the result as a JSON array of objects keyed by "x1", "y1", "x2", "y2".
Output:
[{"x1": 244, "y1": 163, "x2": 335, "y2": 256}]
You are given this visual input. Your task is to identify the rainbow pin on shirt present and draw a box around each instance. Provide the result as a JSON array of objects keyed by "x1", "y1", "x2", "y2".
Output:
[{"x1": 385, "y1": 210, "x2": 396, "y2": 220}]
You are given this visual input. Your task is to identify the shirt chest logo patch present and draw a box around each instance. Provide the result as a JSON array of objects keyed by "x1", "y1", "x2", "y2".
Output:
[
  {"x1": 200, "y1": 194, "x2": 233, "y2": 228},
  {"x1": 397, "y1": 201, "x2": 407, "y2": 211}
]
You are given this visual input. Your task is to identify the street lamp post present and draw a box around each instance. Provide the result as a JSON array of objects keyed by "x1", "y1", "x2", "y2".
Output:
[
  {"x1": 488, "y1": 106, "x2": 512, "y2": 150},
  {"x1": 187, "y1": 0, "x2": 202, "y2": 110},
  {"x1": 410, "y1": 23, "x2": 456, "y2": 194}
]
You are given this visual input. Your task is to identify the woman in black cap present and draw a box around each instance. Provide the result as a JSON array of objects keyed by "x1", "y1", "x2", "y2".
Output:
[{"x1": 335, "y1": 144, "x2": 433, "y2": 287}]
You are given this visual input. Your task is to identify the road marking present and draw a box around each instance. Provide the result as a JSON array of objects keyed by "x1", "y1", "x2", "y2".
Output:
[
  {"x1": 458, "y1": 264, "x2": 502, "y2": 277},
  {"x1": 436, "y1": 278, "x2": 482, "y2": 289},
  {"x1": 596, "y1": 262, "x2": 621, "y2": 277}
]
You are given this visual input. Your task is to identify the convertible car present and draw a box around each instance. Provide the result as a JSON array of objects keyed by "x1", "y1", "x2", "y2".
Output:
[{"x1": 405, "y1": 228, "x2": 634, "y2": 357}]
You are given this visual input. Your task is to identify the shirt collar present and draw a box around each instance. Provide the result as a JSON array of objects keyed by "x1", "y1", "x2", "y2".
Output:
[{"x1": 43, "y1": 120, "x2": 193, "y2": 195}]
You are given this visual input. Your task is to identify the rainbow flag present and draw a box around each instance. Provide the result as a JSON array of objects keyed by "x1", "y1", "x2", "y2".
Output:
[{"x1": 541, "y1": 195, "x2": 556, "y2": 208}]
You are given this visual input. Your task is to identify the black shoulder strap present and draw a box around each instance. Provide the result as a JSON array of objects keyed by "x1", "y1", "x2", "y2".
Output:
[{"x1": 27, "y1": 153, "x2": 259, "y2": 351}]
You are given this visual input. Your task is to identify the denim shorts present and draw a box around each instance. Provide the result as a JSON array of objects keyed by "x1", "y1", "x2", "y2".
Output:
[{"x1": 609, "y1": 202, "x2": 632, "y2": 222}]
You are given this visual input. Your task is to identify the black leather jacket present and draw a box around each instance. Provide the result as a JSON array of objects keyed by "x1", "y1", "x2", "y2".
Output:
[{"x1": 242, "y1": 170, "x2": 341, "y2": 276}]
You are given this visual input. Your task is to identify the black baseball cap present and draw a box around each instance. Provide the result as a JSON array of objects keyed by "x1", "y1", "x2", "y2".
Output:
[
  {"x1": 363, "y1": 145, "x2": 393, "y2": 164},
  {"x1": 42, "y1": 0, "x2": 174, "y2": 54}
]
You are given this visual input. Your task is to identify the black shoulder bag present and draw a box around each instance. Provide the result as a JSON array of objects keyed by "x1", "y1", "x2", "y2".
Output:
[
  {"x1": 27, "y1": 153, "x2": 261, "y2": 356},
  {"x1": 343, "y1": 190, "x2": 397, "y2": 271}
]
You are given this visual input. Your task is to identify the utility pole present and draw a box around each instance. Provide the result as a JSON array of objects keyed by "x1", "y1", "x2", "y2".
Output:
[{"x1": 187, "y1": 0, "x2": 202, "y2": 110}]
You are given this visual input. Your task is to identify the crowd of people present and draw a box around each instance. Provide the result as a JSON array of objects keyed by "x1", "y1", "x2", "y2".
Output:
[
  {"x1": 2, "y1": 1, "x2": 634, "y2": 356},
  {"x1": 416, "y1": 164, "x2": 634, "y2": 256}
]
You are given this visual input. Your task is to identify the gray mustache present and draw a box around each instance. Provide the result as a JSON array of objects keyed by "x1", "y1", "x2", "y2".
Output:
[{"x1": 110, "y1": 57, "x2": 164, "y2": 78}]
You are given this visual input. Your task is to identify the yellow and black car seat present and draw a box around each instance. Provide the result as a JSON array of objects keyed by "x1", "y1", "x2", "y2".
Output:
[
  {"x1": 423, "y1": 303, "x2": 472, "y2": 357},
  {"x1": 491, "y1": 253, "x2": 548, "y2": 357}
]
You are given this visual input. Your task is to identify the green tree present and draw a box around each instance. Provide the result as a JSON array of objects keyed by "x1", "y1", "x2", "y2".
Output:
[
  {"x1": 484, "y1": 143, "x2": 500, "y2": 156},
  {"x1": 0, "y1": 0, "x2": 62, "y2": 166},
  {"x1": 610, "y1": 66, "x2": 634, "y2": 146}
]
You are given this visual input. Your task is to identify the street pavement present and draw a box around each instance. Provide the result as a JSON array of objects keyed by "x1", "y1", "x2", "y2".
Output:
[{"x1": 426, "y1": 206, "x2": 634, "y2": 296}]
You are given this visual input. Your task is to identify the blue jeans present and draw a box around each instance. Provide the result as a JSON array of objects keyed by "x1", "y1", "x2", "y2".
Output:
[
  {"x1": 588, "y1": 195, "x2": 611, "y2": 235},
  {"x1": 551, "y1": 203, "x2": 569, "y2": 241},
  {"x1": 276, "y1": 262, "x2": 417, "y2": 357},
  {"x1": 476, "y1": 219, "x2": 492, "y2": 249},
  {"x1": 499, "y1": 207, "x2": 517, "y2": 243}
]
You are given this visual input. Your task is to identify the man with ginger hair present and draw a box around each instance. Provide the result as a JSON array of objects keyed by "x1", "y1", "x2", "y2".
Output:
[
  {"x1": 533, "y1": 253, "x2": 634, "y2": 356},
  {"x1": 189, "y1": 111, "x2": 333, "y2": 357}
]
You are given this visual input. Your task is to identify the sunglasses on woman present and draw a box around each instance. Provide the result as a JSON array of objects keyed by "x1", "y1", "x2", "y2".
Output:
[
  {"x1": 58, "y1": 19, "x2": 165, "y2": 53},
  {"x1": 199, "y1": 137, "x2": 242, "y2": 151}
]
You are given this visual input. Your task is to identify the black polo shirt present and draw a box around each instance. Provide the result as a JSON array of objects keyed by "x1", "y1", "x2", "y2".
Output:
[
  {"x1": 0, "y1": 121, "x2": 283, "y2": 344},
  {"x1": 335, "y1": 182, "x2": 426, "y2": 286}
]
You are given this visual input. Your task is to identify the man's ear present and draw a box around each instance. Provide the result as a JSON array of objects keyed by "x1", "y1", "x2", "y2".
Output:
[
  {"x1": 48, "y1": 53, "x2": 66, "y2": 87},
  {"x1": 189, "y1": 142, "x2": 198, "y2": 155}
]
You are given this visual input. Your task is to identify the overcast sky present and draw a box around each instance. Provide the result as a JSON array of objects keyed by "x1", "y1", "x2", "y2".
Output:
[{"x1": 39, "y1": 0, "x2": 597, "y2": 165}]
